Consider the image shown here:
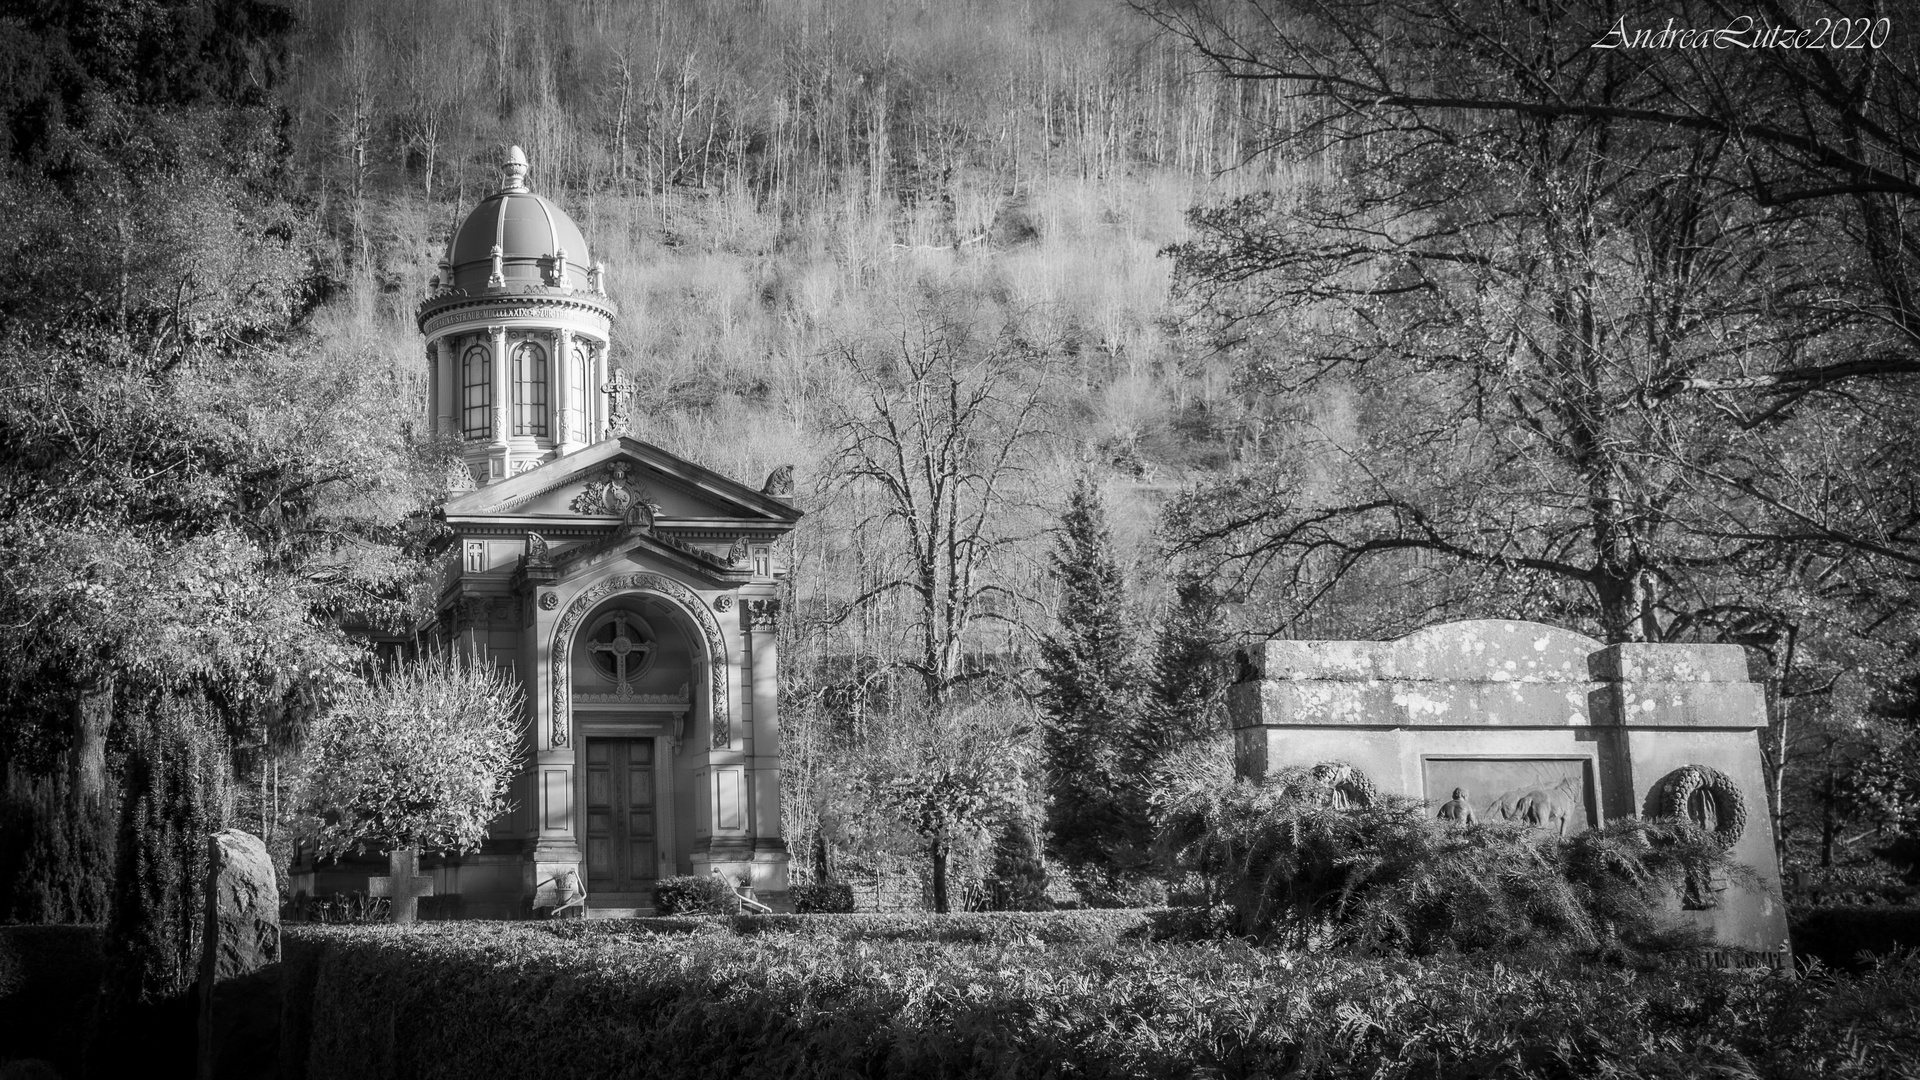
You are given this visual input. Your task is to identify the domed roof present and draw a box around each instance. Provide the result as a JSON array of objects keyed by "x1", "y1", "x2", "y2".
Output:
[{"x1": 441, "y1": 146, "x2": 594, "y2": 293}]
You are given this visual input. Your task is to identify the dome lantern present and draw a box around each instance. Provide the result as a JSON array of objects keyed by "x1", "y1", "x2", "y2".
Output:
[{"x1": 418, "y1": 145, "x2": 619, "y2": 488}]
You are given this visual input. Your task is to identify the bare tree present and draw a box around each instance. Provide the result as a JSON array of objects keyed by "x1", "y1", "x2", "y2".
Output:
[
  {"x1": 822, "y1": 318, "x2": 1055, "y2": 711},
  {"x1": 1148, "y1": 0, "x2": 1920, "y2": 853}
]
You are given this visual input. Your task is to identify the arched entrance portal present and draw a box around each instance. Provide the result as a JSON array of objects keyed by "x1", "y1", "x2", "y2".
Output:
[{"x1": 553, "y1": 581, "x2": 721, "y2": 903}]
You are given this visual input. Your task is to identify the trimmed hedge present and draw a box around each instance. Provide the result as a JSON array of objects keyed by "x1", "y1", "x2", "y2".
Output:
[
  {"x1": 1793, "y1": 906, "x2": 1920, "y2": 971},
  {"x1": 0, "y1": 924, "x2": 104, "y2": 1077},
  {"x1": 284, "y1": 919, "x2": 1920, "y2": 1080},
  {"x1": 544, "y1": 908, "x2": 1149, "y2": 945}
]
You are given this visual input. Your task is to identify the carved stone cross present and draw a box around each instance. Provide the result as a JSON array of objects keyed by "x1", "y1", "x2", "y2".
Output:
[
  {"x1": 368, "y1": 846, "x2": 435, "y2": 925},
  {"x1": 602, "y1": 369, "x2": 637, "y2": 440}
]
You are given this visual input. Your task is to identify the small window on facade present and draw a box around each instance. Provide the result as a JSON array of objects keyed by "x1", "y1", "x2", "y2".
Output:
[
  {"x1": 461, "y1": 342, "x2": 491, "y2": 439},
  {"x1": 585, "y1": 611, "x2": 655, "y2": 687},
  {"x1": 513, "y1": 340, "x2": 549, "y2": 438}
]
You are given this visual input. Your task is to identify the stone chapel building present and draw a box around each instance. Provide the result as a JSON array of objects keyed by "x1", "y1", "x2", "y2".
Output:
[{"x1": 370, "y1": 146, "x2": 797, "y2": 917}]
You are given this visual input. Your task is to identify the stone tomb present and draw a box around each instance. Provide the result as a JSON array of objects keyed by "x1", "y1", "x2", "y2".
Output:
[{"x1": 1229, "y1": 619, "x2": 1789, "y2": 953}]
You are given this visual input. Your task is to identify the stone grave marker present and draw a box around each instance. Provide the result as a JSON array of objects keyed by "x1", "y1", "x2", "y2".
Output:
[
  {"x1": 199, "y1": 829, "x2": 280, "y2": 1080},
  {"x1": 368, "y1": 846, "x2": 435, "y2": 924}
]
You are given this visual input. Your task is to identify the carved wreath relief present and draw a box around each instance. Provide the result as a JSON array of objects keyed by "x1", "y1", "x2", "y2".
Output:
[{"x1": 550, "y1": 573, "x2": 731, "y2": 749}]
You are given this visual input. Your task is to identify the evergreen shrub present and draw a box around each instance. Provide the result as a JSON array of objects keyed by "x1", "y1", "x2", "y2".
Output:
[
  {"x1": 282, "y1": 922, "x2": 1920, "y2": 1080},
  {"x1": 981, "y1": 815, "x2": 1051, "y2": 911},
  {"x1": 1160, "y1": 767, "x2": 1734, "y2": 957},
  {"x1": 653, "y1": 875, "x2": 739, "y2": 915},
  {"x1": 0, "y1": 775, "x2": 115, "y2": 925},
  {"x1": 790, "y1": 881, "x2": 855, "y2": 913}
]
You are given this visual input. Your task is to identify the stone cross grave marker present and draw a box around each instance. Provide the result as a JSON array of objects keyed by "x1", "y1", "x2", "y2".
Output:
[{"x1": 368, "y1": 846, "x2": 435, "y2": 925}]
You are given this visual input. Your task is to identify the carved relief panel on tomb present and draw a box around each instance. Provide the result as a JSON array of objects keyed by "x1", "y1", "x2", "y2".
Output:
[{"x1": 1421, "y1": 758, "x2": 1597, "y2": 836}]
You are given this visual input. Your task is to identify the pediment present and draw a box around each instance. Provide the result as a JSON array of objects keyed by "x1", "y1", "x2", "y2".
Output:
[{"x1": 443, "y1": 437, "x2": 801, "y2": 527}]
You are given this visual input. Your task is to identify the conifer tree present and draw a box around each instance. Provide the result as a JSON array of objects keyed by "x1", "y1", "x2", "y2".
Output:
[
  {"x1": 1134, "y1": 572, "x2": 1231, "y2": 773},
  {"x1": 1037, "y1": 476, "x2": 1141, "y2": 883},
  {"x1": 104, "y1": 696, "x2": 229, "y2": 1008},
  {"x1": 983, "y1": 812, "x2": 1051, "y2": 911}
]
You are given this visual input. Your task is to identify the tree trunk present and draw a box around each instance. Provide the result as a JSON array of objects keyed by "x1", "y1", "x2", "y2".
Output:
[
  {"x1": 812, "y1": 830, "x2": 833, "y2": 882},
  {"x1": 931, "y1": 840, "x2": 949, "y2": 914},
  {"x1": 70, "y1": 674, "x2": 113, "y2": 806},
  {"x1": 1820, "y1": 766, "x2": 1837, "y2": 867}
]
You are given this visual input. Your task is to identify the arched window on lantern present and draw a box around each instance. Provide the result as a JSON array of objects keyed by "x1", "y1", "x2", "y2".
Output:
[
  {"x1": 513, "y1": 340, "x2": 549, "y2": 438},
  {"x1": 568, "y1": 342, "x2": 590, "y2": 441},
  {"x1": 461, "y1": 342, "x2": 491, "y2": 439}
]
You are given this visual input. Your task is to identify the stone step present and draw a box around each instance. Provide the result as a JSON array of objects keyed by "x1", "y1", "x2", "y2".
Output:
[{"x1": 585, "y1": 905, "x2": 655, "y2": 919}]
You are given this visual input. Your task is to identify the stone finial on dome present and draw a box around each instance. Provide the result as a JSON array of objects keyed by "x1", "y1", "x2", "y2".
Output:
[{"x1": 501, "y1": 145, "x2": 530, "y2": 193}]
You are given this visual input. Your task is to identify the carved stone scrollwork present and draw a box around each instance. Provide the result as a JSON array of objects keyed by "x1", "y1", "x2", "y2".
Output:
[
  {"x1": 619, "y1": 500, "x2": 657, "y2": 538},
  {"x1": 761, "y1": 464, "x2": 794, "y2": 497},
  {"x1": 551, "y1": 573, "x2": 731, "y2": 749},
  {"x1": 445, "y1": 457, "x2": 477, "y2": 493},
  {"x1": 454, "y1": 596, "x2": 518, "y2": 628},
  {"x1": 524, "y1": 532, "x2": 551, "y2": 565},
  {"x1": 744, "y1": 598, "x2": 781, "y2": 629},
  {"x1": 570, "y1": 461, "x2": 655, "y2": 516},
  {"x1": 726, "y1": 537, "x2": 750, "y2": 567}
]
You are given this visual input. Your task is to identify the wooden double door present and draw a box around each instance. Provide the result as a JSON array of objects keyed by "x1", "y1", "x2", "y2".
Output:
[{"x1": 584, "y1": 738, "x2": 658, "y2": 892}]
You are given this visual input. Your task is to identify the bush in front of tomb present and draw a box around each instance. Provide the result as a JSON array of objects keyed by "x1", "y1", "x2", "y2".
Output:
[
  {"x1": 653, "y1": 874, "x2": 739, "y2": 915},
  {"x1": 790, "y1": 881, "x2": 855, "y2": 913},
  {"x1": 1159, "y1": 766, "x2": 1731, "y2": 957}
]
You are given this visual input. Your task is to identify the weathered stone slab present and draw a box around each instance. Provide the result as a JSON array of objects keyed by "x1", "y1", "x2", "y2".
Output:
[
  {"x1": 1247, "y1": 620, "x2": 1602, "y2": 683},
  {"x1": 1588, "y1": 642, "x2": 1750, "y2": 683},
  {"x1": 201, "y1": 829, "x2": 279, "y2": 982},
  {"x1": 199, "y1": 828, "x2": 280, "y2": 1080}
]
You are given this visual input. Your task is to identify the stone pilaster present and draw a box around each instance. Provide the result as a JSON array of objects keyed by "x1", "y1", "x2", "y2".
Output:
[
  {"x1": 488, "y1": 325, "x2": 510, "y2": 482},
  {"x1": 591, "y1": 342, "x2": 609, "y2": 440},
  {"x1": 434, "y1": 337, "x2": 455, "y2": 435},
  {"x1": 555, "y1": 328, "x2": 581, "y2": 455}
]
